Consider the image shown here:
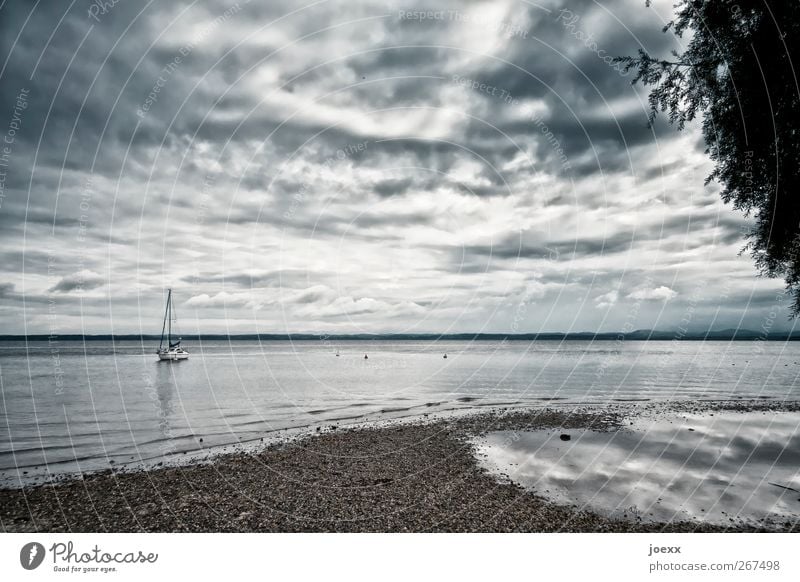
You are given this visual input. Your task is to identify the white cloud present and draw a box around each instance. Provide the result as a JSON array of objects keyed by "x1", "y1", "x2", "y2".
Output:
[
  {"x1": 627, "y1": 286, "x2": 678, "y2": 302},
  {"x1": 594, "y1": 290, "x2": 619, "y2": 309},
  {"x1": 185, "y1": 291, "x2": 271, "y2": 310}
]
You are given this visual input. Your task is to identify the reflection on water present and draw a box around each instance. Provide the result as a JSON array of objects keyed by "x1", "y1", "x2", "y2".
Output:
[
  {"x1": 475, "y1": 412, "x2": 800, "y2": 527},
  {"x1": 152, "y1": 363, "x2": 176, "y2": 443}
]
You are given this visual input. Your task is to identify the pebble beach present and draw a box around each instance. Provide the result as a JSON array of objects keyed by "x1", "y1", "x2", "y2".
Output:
[{"x1": 2, "y1": 401, "x2": 799, "y2": 533}]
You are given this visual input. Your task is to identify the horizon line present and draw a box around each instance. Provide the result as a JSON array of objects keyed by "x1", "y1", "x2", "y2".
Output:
[{"x1": 1, "y1": 329, "x2": 797, "y2": 341}]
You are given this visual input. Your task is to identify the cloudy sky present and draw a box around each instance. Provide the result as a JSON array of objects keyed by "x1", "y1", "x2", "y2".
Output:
[{"x1": 0, "y1": 0, "x2": 793, "y2": 335}]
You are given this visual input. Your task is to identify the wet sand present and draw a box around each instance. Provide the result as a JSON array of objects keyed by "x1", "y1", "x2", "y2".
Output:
[{"x1": 1, "y1": 400, "x2": 798, "y2": 532}]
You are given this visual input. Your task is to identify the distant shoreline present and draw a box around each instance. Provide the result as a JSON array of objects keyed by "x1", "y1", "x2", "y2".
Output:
[{"x1": 1, "y1": 330, "x2": 799, "y2": 341}]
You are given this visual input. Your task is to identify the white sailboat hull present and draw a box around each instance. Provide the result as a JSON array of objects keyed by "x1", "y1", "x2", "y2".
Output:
[{"x1": 158, "y1": 349, "x2": 189, "y2": 361}]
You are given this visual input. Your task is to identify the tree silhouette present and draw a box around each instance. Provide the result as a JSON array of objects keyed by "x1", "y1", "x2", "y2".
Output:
[{"x1": 617, "y1": 1, "x2": 800, "y2": 314}]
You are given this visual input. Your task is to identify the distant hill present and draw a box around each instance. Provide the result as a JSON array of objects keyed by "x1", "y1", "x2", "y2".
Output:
[{"x1": 0, "y1": 329, "x2": 797, "y2": 341}]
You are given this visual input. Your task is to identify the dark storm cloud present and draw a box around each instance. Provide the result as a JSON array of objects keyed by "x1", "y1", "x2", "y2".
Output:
[
  {"x1": 705, "y1": 288, "x2": 787, "y2": 311},
  {"x1": 460, "y1": 230, "x2": 636, "y2": 262},
  {"x1": 443, "y1": 0, "x2": 698, "y2": 175},
  {"x1": 347, "y1": 77, "x2": 446, "y2": 109},
  {"x1": 477, "y1": 0, "x2": 681, "y2": 100},
  {"x1": 347, "y1": 45, "x2": 451, "y2": 76},
  {"x1": 374, "y1": 176, "x2": 414, "y2": 197},
  {"x1": 49, "y1": 270, "x2": 105, "y2": 293},
  {"x1": 0, "y1": 0, "x2": 669, "y2": 187},
  {"x1": 0, "y1": 2, "x2": 162, "y2": 178},
  {"x1": 184, "y1": 269, "x2": 321, "y2": 288}
]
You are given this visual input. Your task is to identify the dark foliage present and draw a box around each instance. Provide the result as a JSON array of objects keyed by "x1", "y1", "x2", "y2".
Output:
[{"x1": 617, "y1": 1, "x2": 800, "y2": 313}]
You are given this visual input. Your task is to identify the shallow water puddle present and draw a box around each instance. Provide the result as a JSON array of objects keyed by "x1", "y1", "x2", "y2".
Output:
[{"x1": 474, "y1": 411, "x2": 800, "y2": 526}]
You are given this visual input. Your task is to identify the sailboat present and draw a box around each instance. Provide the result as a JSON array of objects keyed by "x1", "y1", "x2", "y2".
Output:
[{"x1": 157, "y1": 288, "x2": 189, "y2": 361}]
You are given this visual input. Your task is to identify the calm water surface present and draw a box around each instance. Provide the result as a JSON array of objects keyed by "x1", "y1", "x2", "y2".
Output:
[
  {"x1": 475, "y1": 411, "x2": 800, "y2": 526},
  {"x1": 1, "y1": 340, "x2": 799, "y2": 486}
]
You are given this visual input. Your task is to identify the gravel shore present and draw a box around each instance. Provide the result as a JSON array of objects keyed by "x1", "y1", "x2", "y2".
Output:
[{"x1": 2, "y1": 401, "x2": 798, "y2": 532}]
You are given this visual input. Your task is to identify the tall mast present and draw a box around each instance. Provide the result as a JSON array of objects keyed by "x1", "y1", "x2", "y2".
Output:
[
  {"x1": 159, "y1": 288, "x2": 170, "y2": 351},
  {"x1": 167, "y1": 289, "x2": 172, "y2": 345}
]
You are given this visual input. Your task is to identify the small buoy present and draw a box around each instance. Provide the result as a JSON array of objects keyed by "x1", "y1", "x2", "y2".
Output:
[
  {"x1": 443, "y1": 354, "x2": 448, "y2": 359},
  {"x1": 364, "y1": 354, "x2": 368, "y2": 359}
]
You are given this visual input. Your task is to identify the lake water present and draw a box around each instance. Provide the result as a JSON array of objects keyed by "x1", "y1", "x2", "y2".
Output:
[
  {"x1": 1, "y1": 340, "x2": 799, "y2": 487},
  {"x1": 475, "y1": 412, "x2": 800, "y2": 527}
]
